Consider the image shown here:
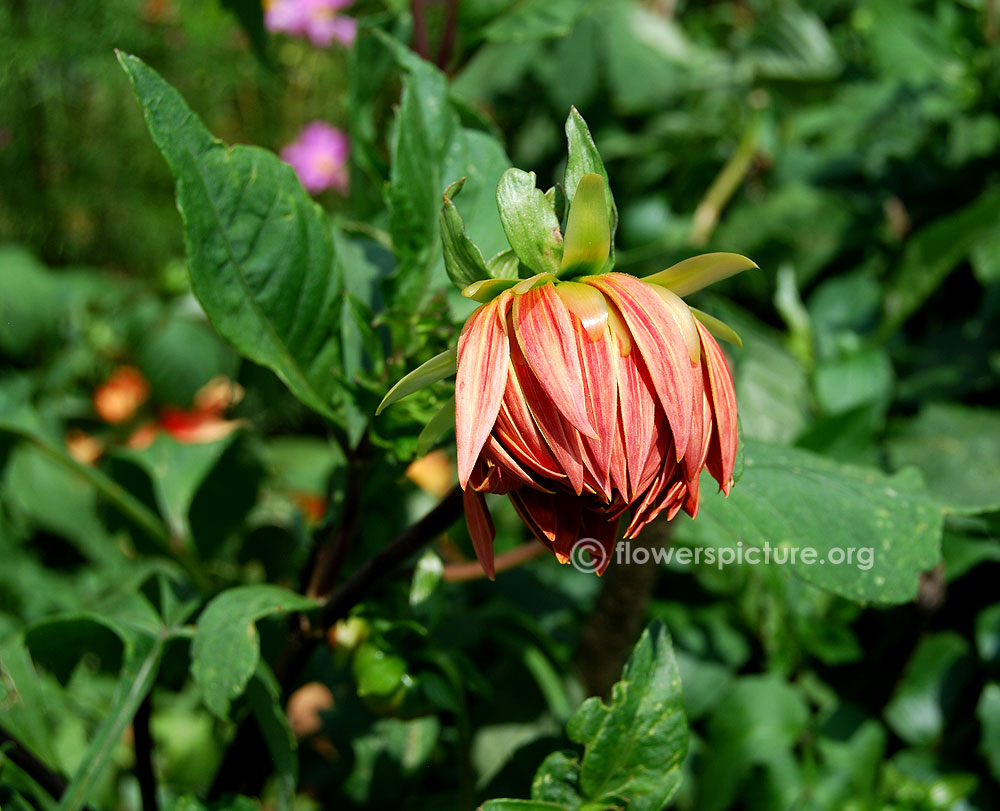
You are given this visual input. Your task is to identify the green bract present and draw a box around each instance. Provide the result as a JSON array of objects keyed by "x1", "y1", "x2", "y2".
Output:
[{"x1": 442, "y1": 109, "x2": 618, "y2": 294}]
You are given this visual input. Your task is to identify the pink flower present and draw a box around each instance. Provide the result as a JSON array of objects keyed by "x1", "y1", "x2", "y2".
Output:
[
  {"x1": 264, "y1": 0, "x2": 356, "y2": 47},
  {"x1": 280, "y1": 121, "x2": 350, "y2": 194}
]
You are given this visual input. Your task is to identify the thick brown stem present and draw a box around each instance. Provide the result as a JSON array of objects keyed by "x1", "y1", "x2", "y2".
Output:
[{"x1": 574, "y1": 521, "x2": 670, "y2": 698}]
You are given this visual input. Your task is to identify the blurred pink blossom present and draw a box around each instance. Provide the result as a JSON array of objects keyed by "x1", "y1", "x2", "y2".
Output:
[
  {"x1": 264, "y1": 0, "x2": 357, "y2": 47},
  {"x1": 280, "y1": 121, "x2": 350, "y2": 194}
]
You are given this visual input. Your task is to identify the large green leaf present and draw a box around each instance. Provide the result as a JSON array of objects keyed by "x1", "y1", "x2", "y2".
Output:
[
  {"x1": 680, "y1": 439, "x2": 943, "y2": 604},
  {"x1": 887, "y1": 404, "x2": 1000, "y2": 515},
  {"x1": 191, "y1": 585, "x2": 317, "y2": 717},
  {"x1": 565, "y1": 621, "x2": 687, "y2": 811},
  {"x1": 118, "y1": 53, "x2": 343, "y2": 421}
]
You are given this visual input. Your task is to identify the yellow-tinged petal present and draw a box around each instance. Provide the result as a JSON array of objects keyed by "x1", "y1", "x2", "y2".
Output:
[
  {"x1": 649, "y1": 284, "x2": 702, "y2": 362},
  {"x1": 644, "y1": 252, "x2": 758, "y2": 297},
  {"x1": 689, "y1": 307, "x2": 743, "y2": 348},
  {"x1": 559, "y1": 173, "x2": 611, "y2": 276},
  {"x1": 462, "y1": 278, "x2": 519, "y2": 302},
  {"x1": 554, "y1": 281, "x2": 609, "y2": 341}
]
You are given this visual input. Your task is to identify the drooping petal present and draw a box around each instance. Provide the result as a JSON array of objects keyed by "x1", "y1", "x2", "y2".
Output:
[
  {"x1": 513, "y1": 283, "x2": 597, "y2": 438},
  {"x1": 511, "y1": 343, "x2": 586, "y2": 495},
  {"x1": 509, "y1": 489, "x2": 558, "y2": 545},
  {"x1": 585, "y1": 274, "x2": 694, "y2": 458},
  {"x1": 643, "y1": 252, "x2": 758, "y2": 297},
  {"x1": 581, "y1": 508, "x2": 620, "y2": 576},
  {"x1": 463, "y1": 488, "x2": 496, "y2": 580},
  {"x1": 615, "y1": 349, "x2": 658, "y2": 501},
  {"x1": 698, "y1": 322, "x2": 738, "y2": 495},
  {"x1": 494, "y1": 366, "x2": 565, "y2": 481},
  {"x1": 483, "y1": 435, "x2": 547, "y2": 491},
  {"x1": 456, "y1": 295, "x2": 511, "y2": 488}
]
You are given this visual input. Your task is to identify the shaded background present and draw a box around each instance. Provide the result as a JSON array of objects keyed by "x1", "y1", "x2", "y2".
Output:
[{"x1": 2, "y1": 0, "x2": 1000, "y2": 809}]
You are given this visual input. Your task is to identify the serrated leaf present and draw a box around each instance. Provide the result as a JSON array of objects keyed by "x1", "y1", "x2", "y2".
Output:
[
  {"x1": 531, "y1": 751, "x2": 583, "y2": 806},
  {"x1": 497, "y1": 169, "x2": 564, "y2": 275},
  {"x1": 566, "y1": 620, "x2": 687, "y2": 811},
  {"x1": 118, "y1": 53, "x2": 343, "y2": 421},
  {"x1": 191, "y1": 585, "x2": 317, "y2": 717},
  {"x1": 682, "y1": 439, "x2": 943, "y2": 604}
]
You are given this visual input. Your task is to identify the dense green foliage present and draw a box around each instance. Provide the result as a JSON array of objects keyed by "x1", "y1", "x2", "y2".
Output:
[{"x1": 2, "y1": 1, "x2": 999, "y2": 810}]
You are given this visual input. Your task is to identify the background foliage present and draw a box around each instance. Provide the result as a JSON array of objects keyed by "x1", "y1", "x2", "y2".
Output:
[{"x1": 2, "y1": 0, "x2": 999, "y2": 809}]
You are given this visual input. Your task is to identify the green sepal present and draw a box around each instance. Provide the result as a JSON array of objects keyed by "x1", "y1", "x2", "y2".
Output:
[
  {"x1": 440, "y1": 177, "x2": 490, "y2": 289},
  {"x1": 376, "y1": 347, "x2": 457, "y2": 415},
  {"x1": 565, "y1": 108, "x2": 617, "y2": 271},
  {"x1": 496, "y1": 168, "x2": 564, "y2": 275},
  {"x1": 559, "y1": 173, "x2": 611, "y2": 277},
  {"x1": 545, "y1": 183, "x2": 566, "y2": 222},
  {"x1": 690, "y1": 307, "x2": 744, "y2": 349},
  {"x1": 644, "y1": 252, "x2": 758, "y2": 297},
  {"x1": 463, "y1": 278, "x2": 520, "y2": 303},
  {"x1": 487, "y1": 248, "x2": 521, "y2": 280},
  {"x1": 416, "y1": 395, "x2": 456, "y2": 456}
]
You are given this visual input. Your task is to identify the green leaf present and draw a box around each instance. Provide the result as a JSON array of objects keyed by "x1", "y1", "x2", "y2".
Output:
[
  {"x1": 681, "y1": 439, "x2": 943, "y2": 604},
  {"x1": 0, "y1": 635, "x2": 59, "y2": 765},
  {"x1": 566, "y1": 620, "x2": 687, "y2": 811},
  {"x1": 976, "y1": 604, "x2": 1000, "y2": 668},
  {"x1": 978, "y1": 683, "x2": 1000, "y2": 782},
  {"x1": 245, "y1": 665, "x2": 297, "y2": 811},
  {"x1": 386, "y1": 46, "x2": 456, "y2": 303},
  {"x1": 882, "y1": 185, "x2": 1000, "y2": 335},
  {"x1": 117, "y1": 433, "x2": 236, "y2": 539},
  {"x1": 531, "y1": 751, "x2": 583, "y2": 806},
  {"x1": 483, "y1": 0, "x2": 597, "y2": 43},
  {"x1": 352, "y1": 641, "x2": 408, "y2": 698},
  {"x1": 191, "y1": 585, "x2": 317, "y2": 717},
  {"x1": 440, "y1": 178, "x2": 490, "y2": 289},
  {"x1": 497, "y1": 169, "x2": 564, "y2": 275},
  {"x1": 480, "y1": 802, "x2": 572, "y2": 811},
  {"x1": 884, "y1": 633, "x2": 975, "y2": 747},
  {"x1": 564, "y1": 108, "x2": 617, "y2": 268},
  {"x1": 887, "y1": 404, "x2": 1000, "y2": 514},
  {"x1": 697, "y1": 675, "x2": 809, "y2": 811},
  {"x1": 118, "y1": 53, "x2": 343, "y2": 421},
  {"x1": 58, "y1": 633, "x2": 166, "y2": 811}
]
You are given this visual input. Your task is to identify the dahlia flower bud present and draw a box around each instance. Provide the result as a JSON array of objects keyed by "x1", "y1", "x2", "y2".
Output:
[{"x1": 379, "y1": 110, "x2": 755, "y2": 577}]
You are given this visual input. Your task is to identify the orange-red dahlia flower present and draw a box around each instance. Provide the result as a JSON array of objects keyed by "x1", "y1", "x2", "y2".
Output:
[
  {"x1": 455, "y1": 263, "x2": 741, "y2": 578},
  {"x1": 379, "y1": 109, "x2": 753, "y2": 578}
]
